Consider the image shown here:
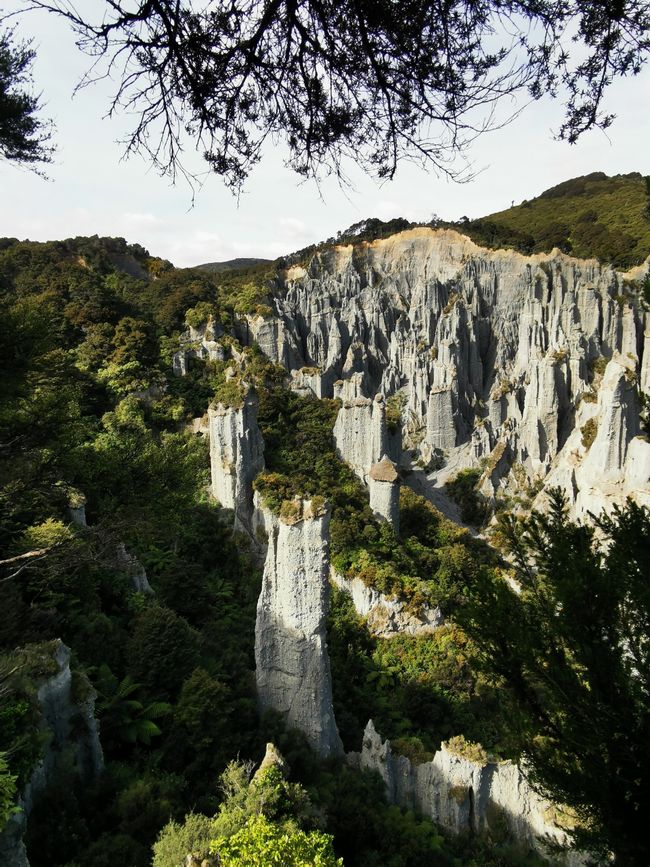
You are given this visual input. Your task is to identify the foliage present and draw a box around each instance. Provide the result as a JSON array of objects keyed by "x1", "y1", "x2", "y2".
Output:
[
  {"x1": 257, "y1": 388, "x2": 490, "y2": 607},
  {"x1": 152, "y1": 812, "x2": 216, "y2": 867},
  {"x1": 464, "y1": 172, "x2": 650, "y2": 267},
  {"x1": 155, "y1": 758, "x2": 325, "y2": 866},
  {"x1": 459, "y1": 491, "x2": 650, "y2": 863},
  {"x1": 0, "y1": 236, "x2": 267, "y2": 865},
  {"x1": 0, "y1": 751, "x2": 19, "y2": 832},
  {"x1": 445, "y1": 467, "x2": 490, "y2": 526},
  {"x1": 93, "y1": 664, "x2": 171, "y2": 752},
  {"x1": 17, "y1": 4, "x2": 650, "y2": 190},
  {"x1": 0, "y1": 27, "x2": 54, "y2": 170},
  {"x1": 0, "y1": 645, "x2": 58, "y2": 788},
  {"x1": 580, "y1": 417, "x2": 598, "y2": 449},
  {"x1": 127, "y1": 606, "x2": 201, "y2": 701},
  {"x1": 327, "y1": 588, "x2": 516, "y2": 757},
  {"x1": 444, "y1": 734, "x2": 489, "y2": 764},
  {"x1": 211, "y1": 814, "x2": 342, "y2": 866}
]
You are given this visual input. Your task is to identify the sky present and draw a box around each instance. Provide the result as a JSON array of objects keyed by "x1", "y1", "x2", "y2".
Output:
[{"x1": 1, "y1": 2, "x2": 650, "y2": 268}]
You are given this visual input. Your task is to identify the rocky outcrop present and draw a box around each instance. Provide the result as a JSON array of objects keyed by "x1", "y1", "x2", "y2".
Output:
[
  {"x1": 255, "y1": 499, "x2": 343, "y2": 758},
  {"x1": 353, "y1": 721, "x2": 583, "y2": 864},
  {"x1": 0, "y1": 641, "x2": 103, "y2": 867},
  {"x1": 537, "y1": 354, "x2": 650, "y2": 519},
  {"x1": 209, "y1": 390, "x2": 265, "y2": 532},
  {"x1": 237, "y1": 228, "x2": 648, "y2": 520},
  {"x1": 290, "y1": 367, "x2": 324, "y2": 398},
  {"x1": 368, "y1": 456, "x2": 400, "y2": 532},
  {"x1": 333, "y1": 394, "x2": 390, "y2": 484},
  {"x1": 425, "y1": 386, "x2": 457, "y2": 452},
  {"x1": 115, "y1": 543, "x2": 154, "y2": 595},
  {"x1": 173, "y1": 317, "x2": 225, "y2": 375},
  {"x1": 331, "y1": 570, "x2": 443, "y2": 637},
  {"x1": 580, "y1": 354, "x2": 639, "y2": 480}
]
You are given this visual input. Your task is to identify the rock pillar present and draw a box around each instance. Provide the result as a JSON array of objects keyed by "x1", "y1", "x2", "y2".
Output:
[
  {"x1": 368, "y1": 456, "x2": 400, "y2": 533},
  {"x1": 255, "y1": 499, "x2": 343, "y2": 758}
]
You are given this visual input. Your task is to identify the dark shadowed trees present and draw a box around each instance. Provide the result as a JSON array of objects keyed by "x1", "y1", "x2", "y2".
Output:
[{"x1": 460, "y1": 491, "x2": 650, "y2": 865}]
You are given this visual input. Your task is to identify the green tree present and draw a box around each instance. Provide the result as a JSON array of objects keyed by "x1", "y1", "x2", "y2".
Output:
[
  {"x1": 0, "y1": 27, "x2": 53, "y2": 170},
  {"x1": 152, "y1": 812, "x2": 216, "y2": 867},
  {"x1": 210, "y1": 814, "x2": 343, "y2": 867},
  {"x1": 93, "y1": 664, "x2": 171, "y2": 752},
  {"x1": 0, "y1": 751, "x2": 18, "y2": 832},
  {"x1": 460, "y1": 492, "x2": 650, "y2": 865},
  {"x1": 164, "y1": 667, "x2": 234, "y2": 784}
]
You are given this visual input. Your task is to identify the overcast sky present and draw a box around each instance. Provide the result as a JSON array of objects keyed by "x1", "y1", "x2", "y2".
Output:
[{"x1": 2, "y1": 2, "x2": 650, "y2": 268}]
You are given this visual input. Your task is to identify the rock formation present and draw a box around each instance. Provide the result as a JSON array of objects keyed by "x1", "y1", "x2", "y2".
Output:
[
  {"x1": 537, "y1": 353, "x2": 650, "y2": 519},
  {"x1": 352, "y1": 721, "x2": 584, "y2": 864},
  {"x1": 115, "y1": 543, "x2": 155, "y2": 595},
  {"x1": 209, "y1": 390, "x2": 265, "y2": 532},
  {"x1": 173, "y1": 317, "x2": 224, "y2": 376},
  {"x1": 331, "y1": 570, "x2": 443, "y2": 637},
  {"x1": 0, "y1": 641, "x2": 103, "y2": 867},
  {"x1": 333, "y1": 393, "x2": 390, "y2": 484},
  {"x1": 234, "y1": 228, "x2": 648, "y2": 520},
  {"x1": 368, "y1": 456, "x2": 400, "y2": 532},
  {"x1": 255, "y1": 499, "x2": 343, "y2": 758},
  {"x1": 290, "y1": 367, "x2": 324, "y2": 398}
]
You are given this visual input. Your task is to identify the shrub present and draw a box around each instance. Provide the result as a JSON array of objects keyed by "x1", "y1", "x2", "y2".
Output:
[
  {"x1": 445, "y1": 734, "x2": 490, "y2": 764},
  {"x1": 445, "y1": 468, "x2": 490, "y2": 526},
  {"x1": 153, "y1": 813, "x2": 216, "y2": 867},
  {"x1": 581, "y1": 418, "x2": 598, "y2": 449}
]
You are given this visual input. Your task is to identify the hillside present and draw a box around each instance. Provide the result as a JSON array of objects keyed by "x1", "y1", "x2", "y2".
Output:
[
  {"x1": 279, "y1": 173, "x2": 650, "y2": 270},
  {"x1": 461, "y1": 171, "x2": 650, "y2": 267},
  {"x1": 196, "y1": 256, "x2": 271, "y2": 273}
]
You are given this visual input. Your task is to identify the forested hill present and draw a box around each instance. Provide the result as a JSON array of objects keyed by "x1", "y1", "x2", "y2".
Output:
[
  {"x1": 296, "y1": 172, "x2": 650, "y2": 269},
  {"x1": 467, "y1": 171, "x2": 650, "y2": 267}
]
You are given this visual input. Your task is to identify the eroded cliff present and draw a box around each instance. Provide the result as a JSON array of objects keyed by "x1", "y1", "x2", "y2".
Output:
[
  {"x1": 353, "y1": 720, "x2": 584, "y2": 864},
  {"x1": 241, "y1": 228, "x2": 648, "y2": 519},
  {"x1": 209, "y1": 389, "x2": 265, "y2": 532}
]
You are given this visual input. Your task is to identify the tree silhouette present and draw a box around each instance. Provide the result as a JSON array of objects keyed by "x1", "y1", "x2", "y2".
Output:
[
  {"x1": 8, "y1": 0, "x2": 650, "y2": 190},
  {"x1": 0, "y1": 26, "x2": 53, "y2": 171}
]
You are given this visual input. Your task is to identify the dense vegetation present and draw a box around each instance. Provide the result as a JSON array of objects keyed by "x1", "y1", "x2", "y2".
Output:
[
  {"x1": 466, "y1": 172, "x2": 650, "y2": 267},
  {"x1": 0, "y1": 235, "x2": 267, "y2": 865},
  {"x1": 460, "y1": 492, "x2": 650, "y2": 864},
  {"x1": 1, "y1": 227, "x2": 648, "y2": 866},
  {"x1": 0, "y1": 234, "x2": 543, "y2": 867}
]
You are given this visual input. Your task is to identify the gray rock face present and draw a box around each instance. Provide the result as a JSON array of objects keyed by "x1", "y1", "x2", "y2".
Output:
[
  {"x1": 0, "y1": 641, "x2": 103, "y2": 867},
  {"x1": 581, "y1": 354, "x2": 639, "y2": 480},
  {"x1": 355, "y1": 721, "x2": 584, "y2": 864},
  {"x1": 425, "y1": 386, "x2": 457, "y2": 452},
  {"x1": 331, "y1": 570, "x2": 443, "y2": 637},
  {"x1": 209, "y1": 391, "x2": 265, "y2": 532},
  {"x1": 368, "y1": 456, "x2": 400, "y2": 532},
  {"x1": 115, "y1": 543, "x2": 155, "y2": 595},
  {"x1": 173, "y1": 317, "x2": 225, "y2": 376},
  {"x1": 537, "y1": 353, "x2": 650, "y2": 519},
  {"x1": 290, "y1": 367, "x2": 324, "y2": 398},
  {"x1": 255, "y1": 500, "x2": 343, "y2": 758},
  {"x1": 237, "y1": 229, "x2": 648, "y2": 519},
  {"x1": 333, "y1": 394, "x2": 389, "y2": 484}
]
